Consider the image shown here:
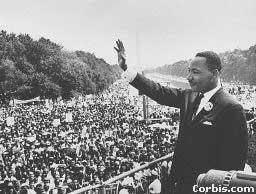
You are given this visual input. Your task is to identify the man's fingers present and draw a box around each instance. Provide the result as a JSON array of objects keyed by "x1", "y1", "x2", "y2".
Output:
[
  {"x1": 117, "y1": 40, "x2": 124, "y2": 51},
  {"x1": 119, "y1": 41, "x2": 124, "y2": 50},
  {"x1": 116, "y1": 41, "x2": 120, "y2": 49},
  {"x1": 116, "y1": 40, "x2": 120, "y2": 49},
  {"x1": 116, "y1": 39, "x2": 125, "y2": 51},
  {"x1": 114, "y1": 47, "x2": 119, "y2": 52},
  {"x1": 117, "y1": 39, "x2": 121, "y2": 46}
]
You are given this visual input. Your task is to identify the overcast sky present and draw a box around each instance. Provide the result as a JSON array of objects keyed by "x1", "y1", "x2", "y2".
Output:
[{"x1": 1, "y1": 0, "x2": 255, "y2": 70}]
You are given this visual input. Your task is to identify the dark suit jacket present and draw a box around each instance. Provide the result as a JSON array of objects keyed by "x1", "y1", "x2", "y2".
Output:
[{"x1": 130, "y1": 73, "x2": 248, "y2": 184}]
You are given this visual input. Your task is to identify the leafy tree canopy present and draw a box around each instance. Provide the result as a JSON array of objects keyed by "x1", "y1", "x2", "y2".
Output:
[{"x1": 0, "y1": 30, "x2": 122, "y2": 101}]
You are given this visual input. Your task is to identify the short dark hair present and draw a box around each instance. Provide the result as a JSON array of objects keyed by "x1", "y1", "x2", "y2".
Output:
[{"x1": 195, "y1": 51, "x2": 222, "y2": 71}]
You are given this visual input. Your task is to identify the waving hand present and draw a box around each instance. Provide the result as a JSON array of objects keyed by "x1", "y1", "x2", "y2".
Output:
[{"x1": 114, "y1": 39, "x2": 127, "y2": 71}]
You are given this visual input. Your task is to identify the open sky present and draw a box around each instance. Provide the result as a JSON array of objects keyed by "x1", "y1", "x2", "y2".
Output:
[{"x1": 0, "y1": 0, "x2": 255, "y2": 71}]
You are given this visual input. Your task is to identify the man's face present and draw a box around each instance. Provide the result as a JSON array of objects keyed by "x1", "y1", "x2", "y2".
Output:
[{"x1": 187, "y1": 57, "x2": 215, "y2": 93}]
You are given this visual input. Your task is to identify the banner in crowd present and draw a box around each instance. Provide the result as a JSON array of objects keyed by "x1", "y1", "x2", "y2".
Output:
[
  {"x1": 86, "y1": 94, "x2": 93, "y2": 99},
  {"x1": 65, "y1": 113, "x2": 73, "y2": 122},
  {"x1": 26, "y1": 135, "x2": 36, "y2": 142},
  {"x1": 6, "y1": 117, "x2": 15, "y2": 126},
  {"x1": 105, "y1": 130, "x2": 113, "y2": 137},
  {"x1": 45, "y1": 99, "x2": 49, "y2": 108},
  {"x1": 14, "y1": 96, "x2": 40, "y2": 105},
  {"x1": 81, "y1": 125, "x2": 87, "y2": 138},
  {"x1": 53, "y1": 119, "x2": 61, "y2": 127}
]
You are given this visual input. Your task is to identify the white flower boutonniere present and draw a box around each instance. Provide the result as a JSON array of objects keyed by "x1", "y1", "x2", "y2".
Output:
[{"x1": 204, "y1": 102, "x2": 213, "y2": 111}]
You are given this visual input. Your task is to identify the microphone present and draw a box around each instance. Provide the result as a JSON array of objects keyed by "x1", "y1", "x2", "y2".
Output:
[{"x1": 197, "y1": 169, "x2": 256, "y2": 193}]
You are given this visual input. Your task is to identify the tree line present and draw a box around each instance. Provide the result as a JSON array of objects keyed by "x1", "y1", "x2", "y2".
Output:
[
  {"x1": 0, "y1": 30, "x2": 122, "y2": 102},
  {"x1": 145, "y1": 46, "x2": 256, "y2": 85}
]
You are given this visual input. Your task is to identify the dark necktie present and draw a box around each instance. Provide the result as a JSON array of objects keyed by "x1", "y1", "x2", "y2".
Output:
[{"x1": 192, "y1": 93, "x2": 204, "y2": 120}]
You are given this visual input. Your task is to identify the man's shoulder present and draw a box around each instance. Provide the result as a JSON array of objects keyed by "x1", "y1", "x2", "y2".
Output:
[{"x1": 216, "y1": 89, "x2": 243, "y2": 110}]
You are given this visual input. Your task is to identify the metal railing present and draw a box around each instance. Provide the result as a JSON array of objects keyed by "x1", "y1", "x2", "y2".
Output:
[{"x1": 70, "y1": 153, "x2": 174, "y2": 194}]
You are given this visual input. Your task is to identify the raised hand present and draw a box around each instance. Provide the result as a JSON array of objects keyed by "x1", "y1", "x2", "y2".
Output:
[{"x1": 114, "y1": 39, "x2": 127, "y2": 71}]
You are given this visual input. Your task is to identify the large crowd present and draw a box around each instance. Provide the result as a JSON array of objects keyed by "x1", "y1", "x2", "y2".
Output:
[
  {"x1": 0, "y1": 79, "x2": 179, "y2": 194},
  {"x1": 0, "y1": 78, "x2": 255, "y2": 194}
]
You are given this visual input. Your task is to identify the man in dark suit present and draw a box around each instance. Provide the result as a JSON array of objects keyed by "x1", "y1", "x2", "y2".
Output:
[{"x1": 114, "y1": 40, "x2": 248, "y2": 193}]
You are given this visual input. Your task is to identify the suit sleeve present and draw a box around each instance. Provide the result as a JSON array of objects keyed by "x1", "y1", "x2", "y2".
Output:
[
  {"x1": 216, "y1": 104, "x2": 248, "y2": 170},
  {"x1": 130, "y1": 73, "x2": 184, "y2": 109}
]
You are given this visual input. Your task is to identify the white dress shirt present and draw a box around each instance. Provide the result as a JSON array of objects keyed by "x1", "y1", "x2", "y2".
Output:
[{"x1": 195, "y1": 81, "x2": 221, "y2": 115}]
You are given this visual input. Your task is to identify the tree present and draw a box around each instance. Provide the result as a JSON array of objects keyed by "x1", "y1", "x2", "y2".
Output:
[{"x1": 0, "y1": 30, "x2": 121, "y2": 100}]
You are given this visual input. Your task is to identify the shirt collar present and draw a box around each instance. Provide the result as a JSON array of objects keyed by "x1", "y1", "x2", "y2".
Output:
[{"x1": 202, "y1": 80, "x2": 221, "y2": 101}]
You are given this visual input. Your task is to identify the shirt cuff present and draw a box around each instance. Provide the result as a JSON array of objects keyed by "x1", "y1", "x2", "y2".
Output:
[{"x1": 121, "y1": 70, "x2": 137, "y2": 83}]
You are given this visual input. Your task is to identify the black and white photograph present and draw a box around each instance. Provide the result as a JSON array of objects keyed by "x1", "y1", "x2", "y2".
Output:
[{"x1": 0, "y1": 0, "x2": 256, "y2": 193}]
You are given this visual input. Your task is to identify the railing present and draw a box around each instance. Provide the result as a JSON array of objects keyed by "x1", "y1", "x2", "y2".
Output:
[{"x1": 70, "y1": 153, "x2": 174, "y2": 194}]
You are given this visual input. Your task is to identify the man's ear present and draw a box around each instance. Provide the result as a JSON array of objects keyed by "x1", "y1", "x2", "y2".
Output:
[{"x1": 211, "y1": 69, "x2": 220, "y2": 78}]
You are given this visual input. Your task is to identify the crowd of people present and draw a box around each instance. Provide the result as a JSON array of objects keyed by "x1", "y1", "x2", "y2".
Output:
[{"x1": 0, "y1": 79, "x2": 179, "y2": 194}]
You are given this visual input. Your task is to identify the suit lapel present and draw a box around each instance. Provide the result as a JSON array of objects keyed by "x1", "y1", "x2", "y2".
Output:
[
  {"x1": 190, "y1": 88, "x2": 223, "y2": 126},
  {"x1": 185, "y1": 92, "x2": 199, "y2": 125}
]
